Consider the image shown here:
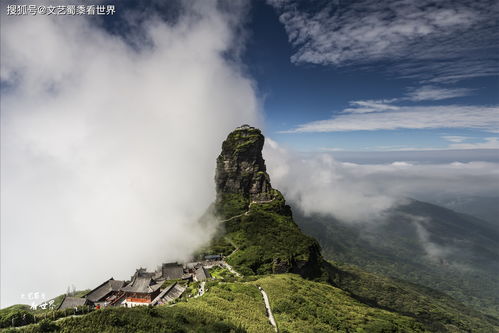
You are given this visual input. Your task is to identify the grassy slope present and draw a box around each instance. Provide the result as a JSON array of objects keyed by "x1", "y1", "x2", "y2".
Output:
[
  {"x1": 6, "y1": 234, "x2": 499, "y2": 332},
  {"x1": 209, "y1": 190, "x2": 325, "y2": 278},
  {"x1": 7, "y1": 306, "x2": 247, "y2": 333},
  {"x1": 294, "y1": 200, "x2": 499, "y2": 318},
  {"x1": 10, "y1": 275, "x2": 429, "y2": 333},
  {"x1": 252, "y1": 274, "x2": 425, "y2": 333},
  {"x1": 0, "y1": 290, "x2": 92, "y2": 329},
  {"x1": 6, "y1": 193, "x2": 498, "y2": 333},
  {"x1": 201, "y1": 190, "x2": 499, "y2": 332},
  {"x1": 327, "y1": 262, "x2": 499, "y2": 332}
]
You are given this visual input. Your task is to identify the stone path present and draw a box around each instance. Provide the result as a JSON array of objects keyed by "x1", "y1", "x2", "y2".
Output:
[
  {"x1": 223, "y1": 262, "x2": 242, "y2": 277},
  {"x1": 218, "y1": 198, "x2": 277, "y2": 278},
  {"x1": 220, "y1": 198, "x2": 276, "y2": 223},
  {"x1": 258, "y1": 286, "x2": 278, "y2": 332},
  {"x1": 194, "y1": 281, "x2": 206, "y2": 298}
]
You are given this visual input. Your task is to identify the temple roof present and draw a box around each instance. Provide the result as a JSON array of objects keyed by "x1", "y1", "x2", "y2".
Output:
[
  {"x1": 85, "y1": 278, "x2": 125, "y2": 302},
  {"x1": 161, "y1": 262, "x2": 184, "y2": 280},
  {"x1": 121, "y1": 275, "x2": 162, "y2": 294},
  {"x1": 58, "y1": 296, "x2": 88, "y2": 310},
  {"x1": 194, "y1": 266, "x2": 211, "y2": 281}
]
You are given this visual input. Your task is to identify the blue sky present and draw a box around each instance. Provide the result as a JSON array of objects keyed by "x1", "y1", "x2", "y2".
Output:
[{"x1": 242, "y1": 0, "x2": 499, "y2": 152}]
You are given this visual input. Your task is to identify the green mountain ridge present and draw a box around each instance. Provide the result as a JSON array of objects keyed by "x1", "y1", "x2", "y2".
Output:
[
  {"x1": 201, "y1": 125, "x2": 498, "y2": 332},
  {"x1": 293, "y1": 198, "x2": 499, "y2": 318},
  {"x1": 4, "y1": 125, "x2": 498, "y2": 332}
]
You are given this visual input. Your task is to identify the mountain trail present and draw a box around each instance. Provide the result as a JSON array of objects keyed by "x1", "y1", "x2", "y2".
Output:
[
  {"x1": 258, "y1": 286, "x2": 278, "y2": 332},
  {"x1": 194, "y1": 281, "x2": 206, "y2": 298},
  {"x1": 221, "y1": 197, "x2": 276, "y2": 223},
  {"x1": 223, "y1": 262, "x2": 241, "y2": 277}
]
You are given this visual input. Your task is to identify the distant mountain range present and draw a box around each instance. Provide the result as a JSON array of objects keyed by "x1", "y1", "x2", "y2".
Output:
[
  {"x1": 429, "y1": 195, "x2": 499, "y2": 225},
  {"x1": 294, "y1": 198, "x2": 499, "y2": 318}
]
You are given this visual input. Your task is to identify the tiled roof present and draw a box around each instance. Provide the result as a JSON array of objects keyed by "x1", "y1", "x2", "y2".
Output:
[
  {"x1": 85, "y1": 278, "x2": 125, "y2": 302},
  {"x1": 58, "y1": 296, "x2": 88, "y2": 310},
  {"x1": 121, "y1": 276, "x2": 162, "y2": 294},
  {"x1": 162, "y1": 263, "x2": 184, "y2": 280},
  {"x1": 194, "y1": 266, "x2": 211, "y2": 281}
]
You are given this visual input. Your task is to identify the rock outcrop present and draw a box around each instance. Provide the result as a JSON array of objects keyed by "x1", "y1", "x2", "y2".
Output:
[
  {"x1": 215, "y1": 125, "x2": 273, "y2": 202},
  {"x1": 211, "y1": 125, "x2": 326, "y2": 278}
]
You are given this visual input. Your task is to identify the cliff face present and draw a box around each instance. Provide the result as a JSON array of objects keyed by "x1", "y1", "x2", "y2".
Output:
[
  {"x1": 215, "y1": 125, "x2": 273, "y2": 203},
  {"x1": 211, "y1": 125, "x2": 326, "y2": 278}
]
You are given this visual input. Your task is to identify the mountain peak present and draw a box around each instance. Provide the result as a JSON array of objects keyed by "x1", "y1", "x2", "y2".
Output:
[
  {"x1": 215, "y1": 125, "x2": 273, "y2": 202},
  {"x1": 209, "y1": 126, "x2": 326, "y2": 278}
]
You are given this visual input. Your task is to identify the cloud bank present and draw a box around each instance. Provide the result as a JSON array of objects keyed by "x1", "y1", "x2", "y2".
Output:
[
  {"x1": 264, "y1": 139, "x2": 499, "y2": 222},
  {"x1": 1, "y1": 0, "x2": 260, "y2": 307}
]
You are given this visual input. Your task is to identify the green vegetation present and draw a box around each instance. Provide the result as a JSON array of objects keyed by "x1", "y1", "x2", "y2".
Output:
[
  {"x1": 214, "y1": 191, "x2": 325, "y2": 278},
  {"x1": 0, "y1": 304, "x2": 93, "y2": 330},
  {"x1": 221, "y1": 128, "x2": 263, "y2": 156},
  {"x1": 194, "y1": 234, "x2": 235, "y2": 260},
  {"x1": 209, "y1": 266, "x2": 237, "y2": 280},
  {"x1": 214, "y1": 193, "x2": 248, "y2": 219},
  {"x1": 9, "y1": 305, "x2": 247, "y2": 333},
  {"x1": 174, "y1": 281, "x2": 272, "y2": 332},
  {"x1": 327, "y1": 261, "x2": 499, "y2": 332},
  {"x1": 0, "y1": 289, "x2": 94, "y2": 329},
  {"x1": 252, "y1": 274, "x2": 426, "y2": 333},
  {"x1": 0, "y1": 305, "x2": 35, "y2": 328},
  {"x1": 294, "y1": 201, "x2": 499, "y2": 318},
  {"x1": 183, "y1": 281, "x2": 200, "y2": 299},
  {"x1": 15, "y1": 274, "x2": 495, "y2": 333},
  {"x1": 7, "y1": 197, "x2": 498, "y2": 333},
  {"x1": 10, "y1": 279, "x2": 269, "y2": 333},
  {"x1": 5, "y1": 127, "x2": 498, "y2": 332}
]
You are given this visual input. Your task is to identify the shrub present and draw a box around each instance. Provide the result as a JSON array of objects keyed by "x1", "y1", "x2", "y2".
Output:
[{"x1": 38, "y1": 319, "x2": 59, "y2": 332}]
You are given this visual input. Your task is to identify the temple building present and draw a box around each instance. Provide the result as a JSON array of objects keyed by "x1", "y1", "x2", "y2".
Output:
[
  {"x1": 121, "y1": 269, "x2": 163, "y2": 307},
  {"x1": 160, "y1": 262, "x2": 184, "y2": 280},
  {"x1": 77, "y1": 261, "x2": 215, "y2": 308},
  {"x1": 194, "y1": 266, "x2": 211, "y2": 281},
  {"x1": 84, "y1": 278, "x2": 126, "y2": 307},
  {"x1": 58, "y1": 296, "x2": 92, "y2": 310}
]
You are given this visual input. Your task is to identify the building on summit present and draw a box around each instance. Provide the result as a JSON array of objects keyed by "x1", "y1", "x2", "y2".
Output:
[
  {"x1": 57, "y1": 296, "x2": 92, "y2": 310},
  {"x1": 84, "y1": 278, "x2": 125, "y2": 307},
  {"x1": 160, "y1": 262, "x2": 184, "y2": 280},
  {"x1": 75, "y1": 260, "x2": 217, "y2": 308},
  {"x1": 121, "y1": 269, "x2": 163, "y2": 307}
]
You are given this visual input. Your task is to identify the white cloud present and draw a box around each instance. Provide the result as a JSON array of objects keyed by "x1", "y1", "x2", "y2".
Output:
[
  {"x1": 371, "y1": 137, "x2": 499, "y2": 150},
  {"x1": 268, "y1": 0, "x2": 499, "y2": 82},
  {"x1": 442, "y1": 136, "x2": 470, "y2": 143},
  {"x1": 1, "y1": 1, "x2": 260, "y2": 307},
  {"x1": 405, "y1": 85, "x2": 474, "y2": 101},
  {"x1": 410, "y1": 215, "x2": 454, "y2": 261},
  {"x1": 343, "y1": 100, "x2": 399, "y2": 114},
  {"x1": 284, "y1": 105, "x2": 499, "y2": 133},
  {"x1": 264, "y1": 139, "x2": 397, "y2": 222},
  {"x1": 319, "y1": 147, "x2": 346, "y2": 152},
  {"x1": 264, "y1": 140, "x2": 499, "y2": 223},
  {"x1": 448, "y1": 137, "x2": 499, "y2": 149},
  {"x1": 391, "y1": 161, "x2": 412, "y2": 167}
]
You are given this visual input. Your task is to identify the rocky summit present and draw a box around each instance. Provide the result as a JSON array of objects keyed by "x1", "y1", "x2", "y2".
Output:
[
  {"x1": 210, "y1": 125, "x2": 326, "y2": 278},
  {"x1": 215, "y1": 124, "x2": 273, "y2": 203}
]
